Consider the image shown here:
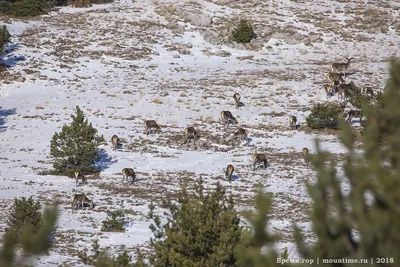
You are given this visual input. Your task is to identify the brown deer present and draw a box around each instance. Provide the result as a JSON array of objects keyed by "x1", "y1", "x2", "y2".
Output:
[
  {"x1": 220, "y1": 111, "x2": 238, "y2": 125},
  {"x1": 289, "y1": 115, "x2": 297, "y2": 130},
  {"x1": 122, "y1": 168, "x2": 136, "y2": 183},
  {"x1": 302, "y1": 148, "x2": 310, "y2": 164},
  {"x1": 327, "y1": 72, "x2": 345, "y2": 85},
  {"x1": 331, "y1": 57, "x2": 353, "y2": 77},
  {"x1": 72, "y1": 194, "x2": 94, "y2": 211},
  {"x1": 184, "y1": 126, "x2": 198, "y2": 143},
  {"x1": 225, "y1": 164, "x2": 235, "y2": 182},
  {"x1": 233, "y1": 93, "x2": 241, "y2": 109},
  {"x1": 233, "y1": 128, "x2": 249, "y2": 145},
  {"x1": 111, "y1": 135, "x2": 119, "y2": 151},
  {"x1": 144, "y1": 120, "x2": 161, "y2": 135},
  {"x1": 253, "y1": 153, "x2": 268, "y2": 171},
  {"x1": 74, "y1": 171, "x2": 86, "y2": 186}
]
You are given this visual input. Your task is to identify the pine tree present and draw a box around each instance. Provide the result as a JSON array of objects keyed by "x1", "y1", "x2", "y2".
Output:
[
  {"x1": 0, "y1": 25, "x2": 11, "y2": 54},
  {"x1": 0, "y1": 202, "x2": 58, "y2": 267},
  {"x1": 5, "y1": 197, "x2": 43, "y2": 241},
  {"x1": 237, "y1": 188, "x2": 292, "y2": 267},
  {"x1": 148, "y1": 178, "x2": 243, "y2": 267},
  {"x1": 231, "y1": 19, "x2": 255, "y2": 44},
  {"x1": 50, "y1": 105, "x2": 101, "y2": 175}
]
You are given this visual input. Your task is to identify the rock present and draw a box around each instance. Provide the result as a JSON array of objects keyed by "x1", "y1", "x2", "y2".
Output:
[
  {"x1": 202, "y1": 50, "x2": 213, "y2": 56},
  {"x1": 172, "y1": 54, "x2": 180, "y2": 58},
  {"x1": 214, "y1": 50, "x2": 231, "y2": 57},
  {"x1": 182, "y1": 9, "x2": 213, "y2": 27}
]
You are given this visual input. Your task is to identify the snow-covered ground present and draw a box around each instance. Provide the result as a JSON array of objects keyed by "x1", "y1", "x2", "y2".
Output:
[{"x1": 1, "y1": 0, "x2": 399, "y2": 265}]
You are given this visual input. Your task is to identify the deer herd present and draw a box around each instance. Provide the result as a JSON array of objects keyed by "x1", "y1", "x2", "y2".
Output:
[{"x1": 72, "y1": 56, "x2": 375, "y2": 210}]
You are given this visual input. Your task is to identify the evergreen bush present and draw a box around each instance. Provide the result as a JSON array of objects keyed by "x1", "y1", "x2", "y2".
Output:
[
  {"x1": 1, "y1": 201, "x2": 58, "y2": 266},
  {"x1": 50, "y1": 105, "x2": 102, "y2": 175},
  {"x1": 5, "y1": 197, "x2": 43, "y2": 241},
  {"x1": 148, "y1": 178, "x2": 243, "y2": 267},
  {"x1": 231, "y1": 19, "x2": 255, "y2": 44},
  {"x1": 306, "y1": 102, "x2": 344, "y2": 129},
  {"x1": 8, "y1": 0, "x2": 45, "y2": 17},
  {"x1": 101, "y1": 210, "x2": 126, "y2": 232},
  {"x1": 0, "y1": 25, "x2": 11, "y2": 54}
]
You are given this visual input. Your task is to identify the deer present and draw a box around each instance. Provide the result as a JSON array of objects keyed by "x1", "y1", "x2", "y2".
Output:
[
  {"x1": 331, "y1": 57, "x2": 353, "y2": 77},
  {"x1": 184, "y1": 126, "x2": 198, "y2": 143},
  {"x1": 111, "y1": 135, "x2": 119, "y2": 151},
  {"x1": 144, "y1": 120, "x2": 161, "y2": 136},
  {"x1": 338, "y1": 84, "x2": 352, "y2": 102},
  {"x1": 289, "y1": 115, "x2": 297, "y2": 130},
  {"x1": 122, "y1": 168, "x2": 136, "y2": 183},
  {"x1": 362, "y1": 86, "x2": 374, "y2": 100},
  {"x1": 323, "y1": 84, "x2": 334, "y2": 98},
  {"x1": 221, "y1": 111, "x2": 238, "y2": 125},
  {"x1": 233, "y1": 93, "x2": 244, "y2": 109},
  {"x1": 233, "y1": 127, "x2": 249, "y2": 145},
  {"x1": 302, "y1": 148, "x2": 310, "y2": 164},
  {"x1": 74, "y1": 171, "x2": 86, "y2": 186},
  {"x1": 346, "y1": 110, "x2": 363, "y2": 123},
  {"x1": 327, "y1": 72, "x2": 345, "y2": 86},
  {"x1": 71, "y1": 194, "x2": 93, "y2": 211},
  {"x1": 253, "y1": 153, "x2": 268, "y2": 171},
  {"x1": 225, "y1": 164, "x2": 235, "y2": 182}
]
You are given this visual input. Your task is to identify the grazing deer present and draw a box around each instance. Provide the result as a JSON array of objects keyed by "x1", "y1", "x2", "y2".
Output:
[
  {"x1": 72, "y1": 194, "x2": 93, "y2": 210},
  {"x1": 289, "y1": 115, "x2": 297, "y2": 130},
  {"x1": 331, "y1": 57, "x2": 353, "y2": 76},
  {"x1": 327, "y1": 72, "x2": 345, "y2": 85},
  {"x1": 233, "y1": 93, "x2": 241, "y2": 109},
  {"x1": 74, "y1": 171, "x2": 86, "y2": 186},
  {"x1": 122, "y1": 168, "x2": 136, "y2": 183},
  {"x1": 253, "y1": 153, "x2": 268, "y2": 171},
  {"x1": 323, "y1": 84, "x2": 335, "y2": 98},
  {"x1": 144, "y1": 120, "x2": 161, "y2": 135},
  {"x1": 302, "y1": 148, "x2": 310, "y2": 164},
  {"x1": 346, "y1": 110, "x2": 363, "y2": 123},
  {"x1": 184, "y1": 126, "x2": 198, "y2": 143},
  {"x1": 111, "y1": 135, "x2": 119, "y2": 151},
  {"x1": 225, "y1": 164, "x2": 235, "y2": 182},
  {"x1": 221, "y1": 111, "x2": 238, "y2": 125},
  {"x1": 233, "y1": 128, "x2": 249, "y2": 145}
]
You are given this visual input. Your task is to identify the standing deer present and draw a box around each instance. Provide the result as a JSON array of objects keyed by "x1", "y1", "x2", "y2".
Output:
[
  {"x1": 253, "y1": 153, "x2": 268, "y2": 171},
  {"x1": 72, "y1": 194, "x2": 94, "y2": 210},
  {"x1": 144, "y1": 120, "x2": 161, "y2": 135},
  {"x1": 221, "y1": 111, "x2": 238, "y2": 125},
  {"x1": 233, "y1": 93, "x2": 241, "y2": 109},
  {"x1": 225, "y1": 164, "x2": 235, "y2": 182},
  {"x1": 184, "y1": 126, "x2": 198, "y2": 143},
  {"x1": 74, "y1": 171, "x2": 86, "y2": 186},
  {"x1": 233, "y1": 128, "x2": 249, "y2": 145},
  {"x1": 111, "y1": 135, "x2": 119, "y2": 151},
  {"x1": 302, "y1": 148, "x2": 310, "y2": 164},
  {"x1": 331, "y1": 57, "x2": 353, "y2": 77},
  {"x1": 289, "y1": 115, "x2": 297, "y2": 130},
  {"x1": 327, "y1": 72, "x2": 345, "y2": 85},
  {"x1": 122, "y1": 168, "x2": 136, "y2": 183},
  {"x1": 338, "y1": 84, "x2": 352, "y2": 102}
]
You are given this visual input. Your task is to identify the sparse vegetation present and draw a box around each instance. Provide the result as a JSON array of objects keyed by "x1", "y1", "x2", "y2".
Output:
[
  {"x1": 306, "y1": 102, "x2": 344, "y2": 129},
  {"x1": 101, "y1": 210, "x2": 126, "y2": 232}
]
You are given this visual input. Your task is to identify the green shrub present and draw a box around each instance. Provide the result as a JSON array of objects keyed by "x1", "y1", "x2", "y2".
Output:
[
  {"x1": 50, "y1": 105, "x2": 102, "y2": 175},
  {"x1": 231, "y1": 19, "x2": 254, "y2": 44},
  {"x1": 1, "y1": 203, "x2": 58, "y2": 266},
  {"x1": 0, "y1": 25, "x2": 11, "y2": 54},
  {"x1": 306, "y1": 102, "x2": 344, "y2": 129},
  {"x1": 101, "y1": 210, "x2": 126, "y2": 232},
  {"x1": 5, "y1": 197, "x2": 43, "y2": 241},
  {"x1": 8, "y1": 0, "x2": 44, "y2": 17},
  {"x1": 148, "y1": 178, "x2": 243, "y2": 267}
]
